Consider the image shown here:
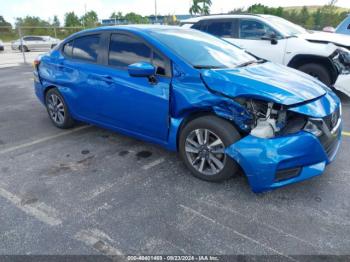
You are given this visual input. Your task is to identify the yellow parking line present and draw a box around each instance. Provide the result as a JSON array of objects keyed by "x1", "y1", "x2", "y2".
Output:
[{"x1": 343, "y1": 132, "x2": 350, "y2": 137}]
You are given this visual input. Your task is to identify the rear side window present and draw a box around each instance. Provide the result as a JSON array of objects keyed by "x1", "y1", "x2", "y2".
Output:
[
  {"x1": 109, "y1": 33, "x2": 151, "y2": 68},
  {"x1": 72, "y1": 35, "x2": 100, "y2": 62},
  {"x1": 206, "y1": 20, "x2": 234, "y2": 37}
]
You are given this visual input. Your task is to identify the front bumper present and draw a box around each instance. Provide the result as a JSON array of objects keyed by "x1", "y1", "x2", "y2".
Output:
[{"x1": 226, "y1": 123, "x2": 342, "y2": 193}]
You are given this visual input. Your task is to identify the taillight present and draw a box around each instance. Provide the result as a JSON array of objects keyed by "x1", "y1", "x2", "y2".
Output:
[{"x1": 33, "y1": 56, "x2": 41, "y2": 70}]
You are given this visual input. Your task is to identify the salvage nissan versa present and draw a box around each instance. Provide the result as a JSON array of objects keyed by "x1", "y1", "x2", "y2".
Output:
[{"x1": 33, "y1": 26, "x2": 342, "y2": 192}]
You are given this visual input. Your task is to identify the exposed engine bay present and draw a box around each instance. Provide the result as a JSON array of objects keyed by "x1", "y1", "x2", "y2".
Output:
[{"x1": 235, "y1": 98, "x2": 307, "y2": 138}]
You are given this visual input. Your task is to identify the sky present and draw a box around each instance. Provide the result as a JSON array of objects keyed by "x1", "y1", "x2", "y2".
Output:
[{"x1": 1, "y1": 0, "x2": 350, "y2": 25}]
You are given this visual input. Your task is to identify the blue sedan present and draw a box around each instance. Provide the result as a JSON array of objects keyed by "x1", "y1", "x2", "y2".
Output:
[{"x1": 34, "y1": 26, "x2": 342, "y2": 192}]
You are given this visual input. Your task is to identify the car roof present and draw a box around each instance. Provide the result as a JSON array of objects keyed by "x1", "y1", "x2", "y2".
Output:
[
  {"x1": 180, "y1": 14, "x2": 265, "y2": 23},
  {"x1": 68, "y1": 25, "x2": 188, "y2": 39},
  {"x1": 85, "y1": 25, "x2": 183, "y2": 33}
]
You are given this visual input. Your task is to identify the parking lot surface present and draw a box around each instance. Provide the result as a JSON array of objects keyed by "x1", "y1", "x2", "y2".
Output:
[
  {"x1": 0, "y1": 43, "x2": 45, "y2": 68},
  {"x1": 0, "y1": 65, "x2": 350, "y2": 259}
]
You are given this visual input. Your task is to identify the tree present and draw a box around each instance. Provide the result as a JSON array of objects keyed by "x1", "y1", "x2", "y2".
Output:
[
  {"x1": 81, "y1": 10, "x2": 98, "y2": 28},
  {"x1": 189, "y1": 0, "x2": 201, "y2": 15},
  {"x1": 201, "y1": 0, "x2": 212, "y2": 15},
  {"x1": 110, "y1": 11, "x2": 123, "y2": 19},
  {"x1": 299, "y1": 6, "x2": 310, "y2": 27},
  {"x1": 52, "y1": 15, "x2": 60, "y2": 27},
  {"x1": 124, "y1": 12, "x2": 148, "y2": 24},
  {"x1": 0, "y1": 15, "x2": 12, "y2": 32},
  {"x1": 189, "y1": 0, "x2": 212, "y2": 15},
  {"x1": 64, "y1": 12, "x2": 81, "y2": 27}
]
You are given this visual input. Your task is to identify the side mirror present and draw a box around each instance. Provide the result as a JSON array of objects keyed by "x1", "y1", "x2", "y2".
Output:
[
  {"x1": 261, "y1": 32, "x2": 278, "y2": 45},
  {"x1": 128, "y1": 62, "x2": 155, "y2": 77}
]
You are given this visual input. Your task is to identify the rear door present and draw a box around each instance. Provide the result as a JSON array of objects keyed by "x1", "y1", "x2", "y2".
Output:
[
  {"x1": 57, "y1": 33, "x2": 104, "y2": 120},
  {"x1": 34, "y1": 36, "x2": 48, "y2": 50},
  {"x1": 23, "y1": 36, "x2": 36, "y2": 50}
]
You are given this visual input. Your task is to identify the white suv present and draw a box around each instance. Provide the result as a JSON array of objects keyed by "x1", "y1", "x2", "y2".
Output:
[{"x1": 181, "y1": 14, "x2": 350, "y2": 93}]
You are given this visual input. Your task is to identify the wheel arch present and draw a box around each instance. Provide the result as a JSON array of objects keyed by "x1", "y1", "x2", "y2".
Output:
[
  {"x1": 43, "y1": 85, "x2": 58, "y2": 103},
  {"x1": 287, "y1": 54, "x2": 339, "y2": 84},
  {"x1": 174, "y1": 109, "x2": 243, "y2": 151}
]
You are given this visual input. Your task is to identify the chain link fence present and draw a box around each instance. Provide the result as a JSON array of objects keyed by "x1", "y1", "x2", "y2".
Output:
[{"x1": 0, "y1": 26, "x2": 85, "y2": 67}]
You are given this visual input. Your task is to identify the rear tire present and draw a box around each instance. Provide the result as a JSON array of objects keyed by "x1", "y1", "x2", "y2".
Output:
[
  {"x1": 298, "y1": 63, "x2": 332, "y2": 86},
  {"x1": 179, "y1": 115, "x2": 241, "y2": 182},
  {"x1": 45, "y1": 88, "x2": 75, "y2": 129},
  {"x1": 19, "y1": 45, "x2": 28, "y2": 52}
]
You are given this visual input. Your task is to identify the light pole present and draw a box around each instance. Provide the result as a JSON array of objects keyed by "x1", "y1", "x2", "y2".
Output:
[{"x1": 155, "y1": 0, "x2": 157, "y2": 23}]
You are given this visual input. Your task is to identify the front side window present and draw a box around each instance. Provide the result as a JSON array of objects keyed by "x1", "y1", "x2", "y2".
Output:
[
  {"x1": 109, "y1": 34, "x2": 151, "y2": 68},
  {"x1": 206, "y1": 20, "x2": 234, "y2": 37},
  {"x1": 239, "y1": 20, "x2": 277, "y2": 40},
  {"x1": 72, "y1": 35, "x2": 100, "y2": 62}
]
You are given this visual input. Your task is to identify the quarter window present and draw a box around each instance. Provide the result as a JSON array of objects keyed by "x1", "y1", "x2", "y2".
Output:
[
  {"x1": 72, "y1": 35, "x2": 100, "y2": 62},
  {"x1": 206, "y1": 20, "x2": 234, "y2": 37},
  {"x1": 239, "y1": 20, "x2": 277, "y2": 40},
  {"x1": 63, "y1": 41, "x2": 73, "y2": 57},
  {"x1": 109, "y1": 34, "x2": 151, "y2": 68},
  {"x1": 153, "y1": 51, "x2": 167, "y2": 76}
]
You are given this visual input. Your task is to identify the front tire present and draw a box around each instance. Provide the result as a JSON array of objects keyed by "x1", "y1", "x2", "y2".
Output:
[
  {"x1": 179, "y1": 115, "x2": 241, "y2": 182},
  {"x1": 45, "y1": 88, "x2": 75, "y2": 129},
  {"x1": 298, "y1": 63, "x2": 332, "y2": 86}
]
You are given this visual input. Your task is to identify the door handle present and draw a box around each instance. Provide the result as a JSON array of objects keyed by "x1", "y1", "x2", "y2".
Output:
[
  {"x1": 91, "y1": 74, "x2": 114, "y2": 83},
  {"x1": 100, "y1": 75, "x2": 113, "y2": 83}
]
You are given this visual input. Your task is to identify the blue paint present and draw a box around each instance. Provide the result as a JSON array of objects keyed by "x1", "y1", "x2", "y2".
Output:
[{"x1": 34, "y1": 25, "x2": 342, "y2": 192}]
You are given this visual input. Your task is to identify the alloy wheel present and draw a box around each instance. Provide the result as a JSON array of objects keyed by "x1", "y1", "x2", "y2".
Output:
[
  {"x1": 185, "y1": 128, "x2": 226, "y2": 176},
  {"x1": 47, "y1": 94, "x2": 65, "y2": 125}
]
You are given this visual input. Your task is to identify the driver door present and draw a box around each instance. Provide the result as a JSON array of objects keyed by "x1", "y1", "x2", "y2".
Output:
[
  {"x1": 228, "y1": 19, "x2": 287, "y2": 64},
  {"x1": 94, "y1": 32, "x2": 171, "y2": 142}
]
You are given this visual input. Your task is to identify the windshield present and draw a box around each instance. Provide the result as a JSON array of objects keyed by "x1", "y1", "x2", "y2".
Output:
[
  {"x1": 150, "y1": 29, "x2": 256, "y2": 69},
  {"x1": 264, "y1": 16, "x2": 308, "y2": 36}
]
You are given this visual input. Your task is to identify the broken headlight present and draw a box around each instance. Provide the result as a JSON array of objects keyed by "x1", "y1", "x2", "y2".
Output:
[
  {"x1": 303, "y1": 120, "x2": 323, "y2": 137},
  {"x1": 332, "y1": 47, "x2": 350, "y2": 74}
]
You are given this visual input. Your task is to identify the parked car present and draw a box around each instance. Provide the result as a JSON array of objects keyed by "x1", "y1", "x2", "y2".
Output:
[
  {"x1": 336, "y1": 14, "x2": 350, "y2": 35},
  {"x1": 181, "y1": 14, "x2": 350, "y2": 88},
  {"x1": 34, "y1": 26, "x2": 342, "y2": 193},
  {"x1": 11, "y1": 35, "x2": 60, "y2": 52},
  {"x1": 0, "y1": 40, "x2": 4, "y2": 51}
]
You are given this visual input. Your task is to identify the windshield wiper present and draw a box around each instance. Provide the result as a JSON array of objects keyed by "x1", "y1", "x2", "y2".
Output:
[
  {"x1": 193, "y1": 65, "x2": 223, "y2": 69},
  {"x1": 235, "y1": 59, "x2": 265, "y2": 68}
]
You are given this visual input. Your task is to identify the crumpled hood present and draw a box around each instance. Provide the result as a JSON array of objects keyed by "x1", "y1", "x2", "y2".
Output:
[
  {"x1": 299, "y1": 31, "x2": 350, "y2": 47},
  {"x1": 201, "y1": 62, "x2": 327, "y2": 105}
]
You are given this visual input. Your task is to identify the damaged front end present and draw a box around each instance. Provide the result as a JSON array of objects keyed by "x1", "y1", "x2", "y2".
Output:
[
  {"x1": 198, "y1": 63, "x2": 342, "y2": 192},
  {"x1": 331, "y1": 47, "x2": 350, "y2": 75},
  {"x1": 225, "y1": 93, "x2": 342, "y2": 193}
]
